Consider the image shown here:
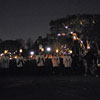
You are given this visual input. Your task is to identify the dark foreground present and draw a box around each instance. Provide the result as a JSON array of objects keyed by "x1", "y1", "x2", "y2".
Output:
[{"x1": 0, "y1": 75, "x2": 100, "y2": 100}]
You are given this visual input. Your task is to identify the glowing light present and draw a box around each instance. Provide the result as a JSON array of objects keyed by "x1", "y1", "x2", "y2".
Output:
[
  {"x1": 69, "y1": 50, "x2": 72, "y2": 54},
  {"x1": 57, "y1": 33, "x2": 61, "y2": 36},
  {"x1": 65, "y1": 26, "x2": 68, "y2": 29},
  {"x1": 0, "y1": 53, "x2": 3, "y2": 56},
  {"x1": 62, "y1": 33, "x2": 66, "y2": 36},
  {"x1": 4, "y1": 50, "x2": 8, "y2": 54},
  {"x1": 87, "y1": 45, "x2": 90, "y2": 49},
  {"x1": 81, "y1": 41, "x2": 83, "y2": 44},
  {"x1": 71, "y1": 31, "x2": 73, "y2": 34},
  {"x1": 73, "y1": 36, "x2": 77, "y2": 40},
  {"x1": 41, "y1": 48, "x2": 44, "y2": 52},
  {"x1": 19, "y1": 49, "x2": 23, "y2": 53},
  {"x1": 73, "y1": 33, "x2": 77, "y2": 36},
  {"x1": 56, "y1": 49, "x2": 59, "y2": 53},
  {"x1": 30, "y1": 51, "x2": 34, "y2": 55},
  {"x1": 14, "y1": 55, "x2": 18, "y2": 59},
  {"x1": 47, "y1": 47, "x2": 51, "y2": 52}
]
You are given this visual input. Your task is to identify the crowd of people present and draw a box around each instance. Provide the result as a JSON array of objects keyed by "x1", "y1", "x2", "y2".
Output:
[{"x1": 0, "y1": 49, "x2": 100, "y2": 77}]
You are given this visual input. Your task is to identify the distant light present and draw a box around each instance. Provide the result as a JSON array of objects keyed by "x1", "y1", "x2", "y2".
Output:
[
  {"x1": 57, "y1": 33, "x2": 61, "y2": 36},
  {"x1": 4, "y1": 50, "x2": 8, "y2": 54},
  {"x1": 0, "y1": 53, "x2": 3, "y2": 56},
  {"x1": 56, "y1": 49, "x2": 59, "y2": 53},
  {"x1": 69, "y1": 50, "x2": 72, "y2": 54},
  {"x1": 62, "y1": 33, "x2": 66, "y2": 36},
  {"x1": 41, "y1": 48, "x2": 44, "y2": 52},
  {"x1": 73, "y1": 33, "x2": 77, "y2": 36},
  {"x1": 71, "y1": 31, "x2": 73, "y2": 34},
  {"x1": 14, "y1": 56, "x2": 18, "y2": 59},
  {"x1": 19, "y1": 49, "x2": 23, "y2": 53},
  {"x1": 30, "y1": 51, "x2": 34, "y2": 55},
  {"x1": 73, "y1": 36, "x2": 77, "y2": 40},
  {"x1": 65, "y1": 26, "x2": 68, "y2": 29},
  {"x1": 81, "y1": 41, "x2": 83, "y2": 44},
  {"x1": 87, "y1": 46, "x2": 91, "y2": 49},
  {"x1": 47, "y1": 47, "x2": 51, "y2": 52}
]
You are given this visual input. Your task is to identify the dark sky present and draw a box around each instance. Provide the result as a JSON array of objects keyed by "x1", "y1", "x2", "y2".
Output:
[{"x1": 0, "y1": 0, "x2": 100, "y2": 41}]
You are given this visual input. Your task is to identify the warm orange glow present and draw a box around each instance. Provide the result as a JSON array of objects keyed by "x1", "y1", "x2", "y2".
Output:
[
  {"x1": 49, "y1": 54, "x2": 52, "y2": 58},
  {"x1": 56, "y1": 49, "x2": 59, "y2": 53},
  {"x1": 62, "y1": 33, "x2": 66, "y2": 36},
  {"x1": 4, "y1": 50, "x2": 8, "y2": 54},
  {"x1": 73, "y1": 33, "x2": 77, "y2": 36},
  {"x1": 41, "y1": 48, "x2": 44, "y2": 52},
  {"x1": 14, "y1": 55, "x2": 18, "y2": 59}
]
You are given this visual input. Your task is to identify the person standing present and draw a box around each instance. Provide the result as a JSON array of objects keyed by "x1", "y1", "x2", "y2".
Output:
[
  {"x1": 16, "y1": 54, "x2": 24, "y2": 74},
  {"x1": 63, "y1": 54, "x2": 72, "y2": 75},
  {"x1": 0, "y1": 54, "x2": 10, "y2": 75},
  {"x1": 52, "y1": 53, "x2": 60, "y2": 75},
  {"x1": 36, "y1": 52, "x2": 45, "y2": 75}
]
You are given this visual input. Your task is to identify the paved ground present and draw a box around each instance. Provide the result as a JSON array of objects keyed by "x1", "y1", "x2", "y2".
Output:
[{"x1": 0, "y1": 75, "x2": 100, "y2": 100}]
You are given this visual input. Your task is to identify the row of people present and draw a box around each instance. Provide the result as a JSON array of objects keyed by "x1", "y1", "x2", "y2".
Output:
[{"x1": 0, "y1": 51, "x2": 99, "y2": 76}]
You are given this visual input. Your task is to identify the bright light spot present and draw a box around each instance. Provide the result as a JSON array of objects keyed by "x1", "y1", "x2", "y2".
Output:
[
  {"x1": 41, "y1": 48, "x2": 44, "y2": 52},
  {"x1": 71, "y1": 31, "x2": 73, "y2": 34},
  {"x1": 14, "y1": 56, "x2": 18, "y2": 59},
  {"x1": 19, "y1": 49, "x2": 23, "y2": 53},
  {"x1": 57, "y1": 33, "x2": 61, "y2": 36},
  {"x1": 65, "y1": 26, "x2": 68, "y2": 29},
  {"x1": 56, "y1": 49, "x2": 59, "y2": 53},
  {"x1": 69, "y1": 50, "x2": 72, "y2": 54},
  {"x1": 87, "y1": 46, "x2": 91, "y2": 49},
  {"x1": 73, "y1": 36, "x2": 77, "y2": 40},
  {"x1": 30, "y1": 51, "x2": 34, "y2": 55},
  {"x1": 0, "y1": 53, "x2": 3, "y2": 56},
  {"x1": 47, "y1": 47, "x2": 51, "y2": 52},
  {"x1": 4, "y1": 50, "x2": 8, "y2": 54},
  {"x1": 81, "y1": 41, "x2": 83, "y2": 44}
]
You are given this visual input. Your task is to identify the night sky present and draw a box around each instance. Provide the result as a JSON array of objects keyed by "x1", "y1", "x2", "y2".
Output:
[{"x1": 0, "y1": 0, "x2": 100, "y2": 41}]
